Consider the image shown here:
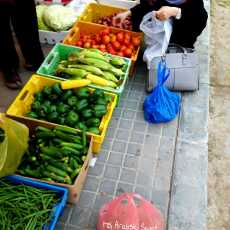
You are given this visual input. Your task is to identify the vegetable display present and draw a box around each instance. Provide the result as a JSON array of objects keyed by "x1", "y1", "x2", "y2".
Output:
[
  {"x1": 56, "y1": 48, "x2": 127, "y2": 89},
  {"x1": 25, "y1": 83, "x2": 112, "y2": 134},
  {"x1": 36, "y1": 5, "x2": 77, "y2": 32},
  {"x1": 94, "y1": 13, "x2": 132, "y2": 31},
  {"x1": 0, "y1": 178, "x2": 59, "y2": 229},
  {"x1": 17, "y1": 126, "x2": 89, "y2": 184},
  {"x1": 0, "y1": 128, "x2": 5, "y2": 143},
  {"x1": 75, "y1": 28, "x2": 141, "y2": 58}
]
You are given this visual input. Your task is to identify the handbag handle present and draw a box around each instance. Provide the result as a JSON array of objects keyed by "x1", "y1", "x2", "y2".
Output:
[{"x1": 168, "y1": 43, "x2": 188, "y2": 54}]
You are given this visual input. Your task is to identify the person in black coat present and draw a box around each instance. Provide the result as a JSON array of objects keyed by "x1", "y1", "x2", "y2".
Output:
[
  {"x1": 114, "y1": 0, "x2": 208, "y2": 48},
  {"x1": 0, "y1": 0, "x2": 44, "y2": 89}
]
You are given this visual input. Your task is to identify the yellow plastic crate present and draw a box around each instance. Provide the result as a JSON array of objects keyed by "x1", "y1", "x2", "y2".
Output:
[
  {"x1": 79, "y1": 3, "x2": 126, "y2": 24},
  {"x1": 6, "y1": 74, "x2": 117, "y2": 154}
]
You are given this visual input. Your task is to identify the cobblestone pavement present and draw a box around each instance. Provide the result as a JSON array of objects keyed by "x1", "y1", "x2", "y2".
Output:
[{"x1": 0, "y1": 1, "x2": 209, "y2": 228}]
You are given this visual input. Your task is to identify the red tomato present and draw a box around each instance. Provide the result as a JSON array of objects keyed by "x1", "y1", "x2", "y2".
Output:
[
  {"x1": 92, "y1": 44, "x2": 99, "y2": 49},
  {"x1": 124, "y1": 48, "x2": 132, "y2": 57},
  {"x1": 84, "y1": 41, "x2": 91, "y2": 48},
  {"x1": 124, "y1": 33, "x2": 131, "y2": 42},
  {"x1": 120, "y1": 45, "x2": 127, "y2": 52},
  {"x1": 127, "y1": 44, "x2": 134, "y2": 51},
  {"x1": 117, "y1": 51, "x2": 124, "y2": 57},
  {"x1": 116, "y1": 32, "x2": 124, "y2": 43},
  {"x1": 112, "y1": 41, "x2": 121, "y2": 51},
  {"x1": 101, "y1": 28, "x2": 110, "y2": 36},
  {"x1": 124, "y1": 39, "x2": 130, "y2": 46},
  {"x1": 95, "y1": 34, "x2": 101, "y2": 43},
  {"x1": 132, "y1": 36, "x2": 141, "y2": 47},
  {"x1": 91, "y1": 40, "x2": 96, "y2": 46},
  {"x1": 100, "y1": 44, "x2": 106, "y2": 49},
  {"x1": 102, "y1": 35, "x2": 110, "y2": 45},
  {"x1": 76, "y1": 40, "x2": 83, "y2": 47},
  {"x1": 110, "y1": 34, "x2": 116, "y2": 43},
  {"x1": 109, "y1": 49, "x2": 117, "y2": 55},
  {"x1": 82, "y1": 35, "x2": 89, "y2": 43}
]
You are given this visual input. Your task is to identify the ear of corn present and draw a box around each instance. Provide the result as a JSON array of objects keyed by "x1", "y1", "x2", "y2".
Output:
[
  {"x1": 68, "y1": 64, "x2": 104, "y2": 76},
  {"x1": 86, "y1": 74, "x2": 117, "y2": 88},
  {"x1": 61, "y1": 79, "x2": 91, "y2": 90},
  {"x1": 80, "y1": 50, "x2": 109, "y2": 62},
  {"x1": 78, "y1": 57, "x2": 111, "y2": 71},
  {"x1": 110, "y1": 57, "x2": 126, "y2": 67},
  {"x1": 102, "y1": 71, "x2": 118, "y2": 83},
  {"x1": 57, "y1": 66, "x2": 88, "y2": 78}
]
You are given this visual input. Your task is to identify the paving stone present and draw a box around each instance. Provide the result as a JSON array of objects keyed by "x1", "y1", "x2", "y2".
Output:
[
  {"x1": 79, "y1": 191, "x2": 96, "y2": 208},
  {"x1": 69, "y1": 206, "x2": 91, "y2": 227},
  {"x1": 56, "y1": 222, "x2": 65, "y2": 230},
  {"x1": 117, "y1": 99, "x2": 126, "y2": 108},
  {"x1": 59, "y1": 205, "x2": 73, "y2": 223},
  {"x1": 127, "y1": 143, "x2": 142, "y2": 156},
  {"x1": 147, "y1": 123, "x2": 162, "y2": 136},
  {"x1": 123, "y1": 155, "x2": 139, "y2": 169},
  {"x1": 116, "y1": 182, "x2": 134, "y2": 195},
  {"x1": 109, "y1": 117, "x2": 119, "y2": 128},
  {"x1": 136, "y1": 171, "x2": 154, "y2": 187},
  {"x1": 122, "y1": 109, "x2": 136, "y2": 120},
  {"x1": 107, "y1": 152, "x2": 124, "y2": 166},
  {"x1": 88, "y1": 163, "x2": 104, "y2": 177},
  {"x1": 88, "y1": 211, "x2": 98, "y2": 229},
  {"x1": 143, "y1": 134, "x2": 160, "y2": 159},
  {"x1": 158, "y1": 136, "x2": 175, "y2": 162},
  {"x1": 128, "y1": 91, "x2": 142, "y2": 100},
  {"x1": 131, "y1": 83, "x2": 144, "y2": 92},
  {"x1": 135, "y1": 111, "x2": 145, "y2": 121},
  {"x1": 120, "y1": 168, "x2": 136, "y2": 184},
  {"x1": 101, "y1": 139, "x2": 113, "y2": 151},
  {"x1": 113, "y1": 108, "x2": 123, "y2": 118},
  {"x1": 83, "y1": 176, "x2": 100, "y2": 192},
  {"x1": 105, "y1": 127, "x2": 116, "y2": 139},
  {"x1": 126, "y1": 100, "x2": 139, "y2": 110},
  {"x1": 137, "y1": 101, "x2": 144, "y2": 111},
  {"x1": 130, "y1": 132, "x2": 145, "y2": 144},
  {"x1": 112, "y1": 141, "x2": 127, "y2": 153},
  {"x1": 104, "y1": 165, "x2": 120, "y2": 180},
  {"x1": 134, "y1": 185, "x2": 152, "y2": 200},
  {"x1": 154, "y1": 175, "x2": 171, "y2": 191},
  {"x1": 162, "y1": 118, "x2": 179, "y2": 138},
  {"x1": 119, "y1": 119, "x2": 133, "y2": 130},
  {"x1": 152, "y1": 190, "x2": 169, "y2": 219},
  {"x1": 99, "y1": 179, "x2": 117, "y2": 195},
  {"x1": 133, "y1": 121, "x2": 147, "y2": 133},
  {"x1": 94, "y1": 194, "x2": 113, "y2": 211},
  {"x1": 168, "y1": 185, "x2": 206, "y2": 230},
  {"x1": 115, "y1": 129, "x2": 130, "y2": 141},
  {"x1": 139, "y1": 158, "x2": 155, "y2": 173},
  {"x1": 97, "y1": 150, "x2": 109, "y2": 163},
  {"x1": 64, "y1": 225, "x2": 81, "y2": 230}
]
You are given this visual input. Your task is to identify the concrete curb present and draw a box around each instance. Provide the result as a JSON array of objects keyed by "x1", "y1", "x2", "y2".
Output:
[{"x1": 167, "y1": 1, "x2": 210, "y2": 229}]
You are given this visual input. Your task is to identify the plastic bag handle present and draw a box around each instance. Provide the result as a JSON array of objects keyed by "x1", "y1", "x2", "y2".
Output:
[
  {"x1": 168, "y1": 43, "x2": 187, "y2": 54},
  {"x1": 157, "y1": 59, "x2": 170, "y2": 85}
]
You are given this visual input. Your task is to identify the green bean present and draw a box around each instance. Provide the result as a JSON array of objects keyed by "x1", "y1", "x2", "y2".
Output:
[{"x1": 0, "y1": 179, "x2": 59, "y2": 229}]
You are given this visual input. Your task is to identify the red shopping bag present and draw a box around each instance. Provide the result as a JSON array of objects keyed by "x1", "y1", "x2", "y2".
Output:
[{"x1": 97, "y1": 193, "x2": 164, "y2": 230}]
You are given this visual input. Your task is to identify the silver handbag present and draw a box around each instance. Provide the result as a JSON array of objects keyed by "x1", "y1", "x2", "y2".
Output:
[{"x1": 146, "y1": 44, "x2": 199, "y2": 92}]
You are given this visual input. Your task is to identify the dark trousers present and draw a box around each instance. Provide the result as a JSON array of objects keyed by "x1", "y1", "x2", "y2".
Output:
[{"x1": 0, "y1": 0, "x2": 44, "y2": 77}]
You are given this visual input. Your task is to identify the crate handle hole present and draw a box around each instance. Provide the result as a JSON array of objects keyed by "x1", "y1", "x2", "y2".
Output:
[{"x1": 20, "y1": 90, "x2": 29, "y2": 101}]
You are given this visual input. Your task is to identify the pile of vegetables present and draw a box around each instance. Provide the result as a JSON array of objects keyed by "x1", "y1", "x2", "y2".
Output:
[
  {"x1": 0, "y1": 128, "x2": 5, "y2": 143},
  {"x1": 17, "y1": 126, "x2": 89, "y2": 184},
  {"x1": 26, "y1": 83, "x2": 112, "y2": 134},
  {"x1": 94, "y1": 13, "x2": 132, "y2": 31},
  {"x1": 75, "y1": 28, "x2": 141, "y2": 57},
  {"x1": 0, "y1": 178, "x2": 59, "y2": 229},
  {"x1": 36, "y1": 4, "x2": 77, "y2": 31},
  {"x1": 56, "y1": 48, "x2": 127, "y2": 88}
]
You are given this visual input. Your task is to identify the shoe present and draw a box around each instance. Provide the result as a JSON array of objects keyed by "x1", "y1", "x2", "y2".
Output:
[{"x1": 4, "y1": 71, "x2": 22, "y2": 90}]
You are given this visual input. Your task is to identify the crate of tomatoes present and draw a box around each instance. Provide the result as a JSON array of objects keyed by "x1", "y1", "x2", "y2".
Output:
[{"x1": 63, "y1": 21, "x2": 142, "y2": 75}]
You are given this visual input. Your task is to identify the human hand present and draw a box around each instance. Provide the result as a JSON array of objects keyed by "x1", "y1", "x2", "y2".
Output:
[
  {"x1": 155, "y1": 6, "x2": 179, "y2": 21},
  {"x1": 112, "y1": 11, "x2": 131, "y2": 28}
]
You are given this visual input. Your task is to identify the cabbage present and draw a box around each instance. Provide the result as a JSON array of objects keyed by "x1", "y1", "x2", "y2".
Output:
[
  {"x1": 43, "y1": 5, "x2": 77, "y2": 32},
  {"x1": 36, "y1": 5, "x2": 50, "y2": 31}
]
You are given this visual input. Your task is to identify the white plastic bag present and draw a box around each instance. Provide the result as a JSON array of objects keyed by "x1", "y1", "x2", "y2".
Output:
[{"x1": 140, "y1": 12, "x2": 172, "y2": 68}]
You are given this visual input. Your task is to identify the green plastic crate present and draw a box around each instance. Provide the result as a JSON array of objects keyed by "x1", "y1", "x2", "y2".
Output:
[{"x1": 37, "y1": 43, "x2": 131, "y2": 100}]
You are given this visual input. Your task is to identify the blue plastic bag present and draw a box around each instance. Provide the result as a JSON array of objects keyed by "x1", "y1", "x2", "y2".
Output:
[{"x1": 143, "y1": 60, "x2": 181, "y2": 123}]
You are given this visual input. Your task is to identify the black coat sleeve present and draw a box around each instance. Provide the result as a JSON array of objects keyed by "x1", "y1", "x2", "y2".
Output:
[{"x1": 170, "y1": 0, "x2": 208, "y2": 47}]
